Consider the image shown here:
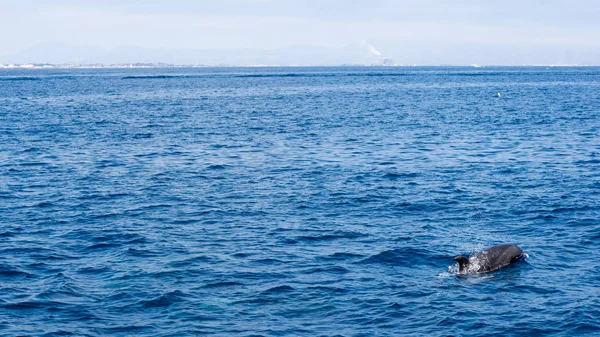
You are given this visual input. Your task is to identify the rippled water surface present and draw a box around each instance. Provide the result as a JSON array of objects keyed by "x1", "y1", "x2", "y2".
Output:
[{"x1": 1, "y1": 67, "x2": 600, "y2": 336}]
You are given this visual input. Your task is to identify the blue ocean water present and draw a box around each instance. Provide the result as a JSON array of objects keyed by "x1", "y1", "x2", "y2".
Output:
[{"x1": 1, "y1": 66, "x2": 599, "y2": 336}]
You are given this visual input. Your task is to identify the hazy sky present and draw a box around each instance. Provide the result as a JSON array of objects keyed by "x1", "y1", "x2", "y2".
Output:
[{"x1": 2, "y1": 0, "x2": 600, "y2": 65}]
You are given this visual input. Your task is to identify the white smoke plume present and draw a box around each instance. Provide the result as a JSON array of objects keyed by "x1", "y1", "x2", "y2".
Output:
[
  {"x1": 367, "y1": 44, "x2": 382, "y2": 57},
  {"x1": 362, "y1": 40, "x2": 383, "y2": 57}
]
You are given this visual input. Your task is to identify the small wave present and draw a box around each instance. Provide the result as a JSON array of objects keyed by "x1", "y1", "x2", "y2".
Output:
[
  {"x1": 0, "y1": 267, "x2": 33, "y2": 278},
  {"x1": 94, "y1": 120, "x2": 120, "y2": 125},
  {"x1": 86, "y1": 243, "x2": 121, "y2": 250},
  {"x1": 127, "y1": 204, "x2": 173, "y2": 212},
  {"x1": 120, "y1": 74, "x2": 226, "y2": 80},
  {"x1": 125, "y1": 248, "x2": 162, "y2": 257},
  {"x1": 383, "y1": 172, "x2": 420, "y2": 179},
  {"x1": 261, "y1": 285, "x2": 295, "y2": 295},
  {"x1": 122, "y1": 75, "x2": 183, "y2": 79},
  {"x1": 19, "y1": 162, "x2": 49, "y2": 167},
  {"x1": 231, "y1": 271, "x2": 288, "y2": 281},
  {"x1": 0, "y1": 77, "x2": 40, "y2": 81},
  {"x1": 33, "y1": 201, "x2": 54, "y2": 208},
  {"x1": 231, "y1": 252, "x2": 253, "y2": 258},
  {"x1": 98, "y1": 325, "x2": 153, "y2": 334},
  {"x1": 518, "y1": 284, "x2": 560, "y2": 295},
  {"x1": 289, "y1": 231, "x2": 367, "y2": 243},
  {"x1": 358, "y1": 247, "x2": 442, "y2": 266},
  {"x1": 316, "y1": 252, "x2": 365, "y2": 261},
  {"x1": 132, "y1": 133, "x2": 153, "y2": 139},
  {"x1": 3, "y1": 301, "x2": 50, "y2": 310},
  {"x1": 236, "y1": 72, "x2": 413, "y2": 78},
  {"x1": 497, "y1": 168, "x2": 519, "y2": 174},
  {"x1": 303, "y1": 266, "x2": 350, "y2": 274},
  {"x1": 0, "y1": 231, "x2": 17, "y2": 238},
  {"x1": 350, "y1": 73, "x2": 409, "y2": 77},
  {"x1": 235, "y1": 73, "x2": 330, "y2": 78},
  {"x1": 575, "y1": 159, "x2": 600, "y2": 165},
  {"x1": 206, "y1": 164, "x2": 229, "y2": 170},
  {"x1": 19, "y1": 147, "x2": 43, "y2": 153},
  {"x1": 35, "y1": 288, "x2": 89, "y2": 303},
  {"x1": 76, "y1": 266, "x2": 111, "y2": 274},
  {"x1": 447, "y1": 72, "x2": 501, "y2": 77},
  {"x1": 529, "y1": 214, "x2": 557, "y2": 220},
  {"x1": 90, "y1": 233, "x2": 147, "y2": 244},
  {"x1": 251, "y1": 258, "x2": 287, "y2": 265},
  {"x1": 139, "y1": 290, "x2": 186, "y2": 308},
  {"x1": 202, "y1": 281, "x2": 244, "y2": 288},
  {"x1": 551, "y1": 205, "x2": 596, "y2": 213},
  {"x1": 306, "y1": 286, "x2": 348, "y2": 294},
  {"x1": 39, "y1": 329, "x2": 79, "y2": 336}
]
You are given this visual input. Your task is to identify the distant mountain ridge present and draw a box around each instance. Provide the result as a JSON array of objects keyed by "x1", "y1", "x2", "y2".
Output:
[
  {"x1": 0, "y1": 43, "x2": 385, "y2": 66},
  {"x1": 3, "y1": 42, "x2": 599, "y2": 66}
]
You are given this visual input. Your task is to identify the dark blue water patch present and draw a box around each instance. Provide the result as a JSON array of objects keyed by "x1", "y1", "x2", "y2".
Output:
[
  {"x1": 96, "y1": 326, "x2": 154, "y2": 335},
  {"x1": 76, "y1": 265, "x2": 112, "y2": 274},
  {"x1": 235, "y1": 73, "x2": 335, "y2": 78},
  {"x1": 0, "y1": 266, "x2": 34, "y2": 279},
  {"x1": 3, "y1": 301, "x2": 58, "y2": 310},
  {"x1": 302, "y1": 266, "x2": 350, "y2": 274},
  {"x1": 260, "y1": 285, "x2": 295, "y2": 295},
  {"x1": 86, "y1": 242, "x2": 122, "y2": 250},
  {"x1": 575, "y1": 159, "x2": 600, "y2": 165},
  {"x1": 202, "y1": 281, "x2": 244, "y2": 288},
  {"x1": 528, "y1": 214, "x2": 558, "y2": 221},
  {"x1": 206, "y1": 164, "x2": 229, "y2": 170},
  {"x1": 139, "y1": 290, "x2": 187, "y2": 308},
  {"x1": 313, "y1": 252, "x2": 364, "y2": 262},
  {"x1": 132, "y1": 133, "x2": 153, "y2": 139},
  {"x1": 446, "y1": 72, "x2": 501, "y2": 77},
  {"x1": 358, "y1": 247, "x2": 447, "y2": 267},
  {"x1": 0, "y1": 76, "x2": 41, "y2": 81},
  {"x1": 1, "y1": 66, "x2": 600, "y2": 336},
  {"x1": 0, "y1": 75, "x2": 81, "y2": 81},
  {"x1": 382, "y1": 171, "x2": 420, "y2": 179},
  {"x1": 0, "y1": 230, "x2": 19, "y2": 238},
  {"x1": 235, "y1": 72, "x2": 413, "y2": 78},
  {"x1": 121, "y1": 75, "x2": 197, "y2": 79},
  {"x1": 283, "y1": 230, "x2": 367, "y2": 244}
]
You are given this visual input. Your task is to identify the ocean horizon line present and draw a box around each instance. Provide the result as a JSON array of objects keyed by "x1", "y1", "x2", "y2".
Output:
[{"x1": 0, "y1": 63, "x2": 596, "y2": 69}]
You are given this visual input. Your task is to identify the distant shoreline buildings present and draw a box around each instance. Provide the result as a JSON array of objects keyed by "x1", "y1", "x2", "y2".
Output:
[
  {"x1": 0, "y1": 62, "x2": 404, "y2": 69},
  {"x1": 0, "y1": 63, "x2": 590, "y2": 69},
  {"x1": 0, "y1": 63, "x2": 191, "y2": 69}
]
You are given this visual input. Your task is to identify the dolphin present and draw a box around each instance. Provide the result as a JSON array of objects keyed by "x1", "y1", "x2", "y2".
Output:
[{"x1": 453, "y1": 244, "x2": 525, "y2": 274}]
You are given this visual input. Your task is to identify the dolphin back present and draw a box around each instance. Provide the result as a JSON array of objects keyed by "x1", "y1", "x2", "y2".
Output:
[{"x1": 459, "y1": 244, "x2": 524, "y2": 274}]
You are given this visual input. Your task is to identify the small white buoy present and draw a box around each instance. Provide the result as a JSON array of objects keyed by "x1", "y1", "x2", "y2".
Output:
[{"x1": 496, "y1": 92, "x2": 501, "y2": 98}]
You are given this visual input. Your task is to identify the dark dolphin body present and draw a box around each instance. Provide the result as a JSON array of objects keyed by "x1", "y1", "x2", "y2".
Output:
[{"x1": 453, "y1": 244, "x2": 525, "y2": 274}]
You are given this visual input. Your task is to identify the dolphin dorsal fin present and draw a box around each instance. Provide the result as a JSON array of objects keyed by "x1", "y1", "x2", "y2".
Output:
[{"x1": 453, "y1": 256, "x2": 469, "y2": 272}]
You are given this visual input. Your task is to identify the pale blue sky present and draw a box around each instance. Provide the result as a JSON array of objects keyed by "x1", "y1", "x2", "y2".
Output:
[{"x1": 2, "y1": 0, "x2": 599, "y2": 65}]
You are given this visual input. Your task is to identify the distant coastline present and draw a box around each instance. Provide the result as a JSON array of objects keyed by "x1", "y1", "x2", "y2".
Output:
[
  {"x1": 0, "y1": 63, "x2": 592, "y2": 69},
  {"x1": 0, "y1": 63, "x2": 216, "y2": 69},
  {"x1": 1, "y1": 62, "x2": 404, "y2": 69}
]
